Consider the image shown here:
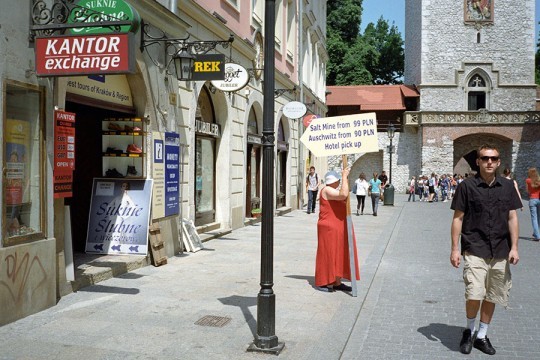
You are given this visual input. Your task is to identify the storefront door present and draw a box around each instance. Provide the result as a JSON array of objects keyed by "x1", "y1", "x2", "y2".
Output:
[{"x1": 195, "y1": 136, "x2": 216, "y2": 226}]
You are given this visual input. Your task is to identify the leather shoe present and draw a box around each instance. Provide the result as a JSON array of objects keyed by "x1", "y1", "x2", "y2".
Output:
[
  {"x1": 334, "y1": 283, "x2": 352, "y2": 292},
  {"x1": 473, "y1": 336, "x2": 496, "y2": 355},
  {"x1": 459, "y1": 329, "x2": 474, "y2": 354}
]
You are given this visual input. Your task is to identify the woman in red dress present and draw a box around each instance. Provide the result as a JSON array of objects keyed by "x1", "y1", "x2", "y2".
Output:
[{"x1": 315, "y1": 168, "x2": 360, "y2": 292}]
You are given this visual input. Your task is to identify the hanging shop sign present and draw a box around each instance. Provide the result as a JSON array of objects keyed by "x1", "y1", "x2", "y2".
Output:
[
  {"x1": 191, "y1": 54, "x2": 226, "y2": 81},
  {"x1": 68, "y1": 0, "x2": 141, "y2": 35},
  {"x1": 53, "y1": 110, "x2": 76, "y2": 198},
  {"x1": 303, "y1": 114, "x2": 319, "y2": 128},
  {"x1": 67, "y1": 75, "x2": 134, "y2": 107},
  {"x1": 35, "y1": 33, "x2": 135, "y2": 76},
  {"x1": 195, "y1": 120, "x2": 221, "y2": 137},
  {"x1": 283, "y1": 101, "x2": 307, "y2": 119},
  {"x1": 86, "y1": 178, "x2": 153, "y2": 256},
  {"x1": 210, "y1": 63, "x2": 250, "y2": 92}
]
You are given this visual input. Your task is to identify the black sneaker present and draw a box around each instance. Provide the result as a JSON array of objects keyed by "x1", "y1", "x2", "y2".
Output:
[
  {"x1": 473, "y1": 336, "x2": 496, "y2": 355},
  {"x1": 126, "y1": 165, "x2": 138, "y2": 176},
  {"x1": 105, "y1": 168, "x2": 124, "y2": 178},
  {"x1": 460, "y1": 329, "x2": 474, "y2": 354}
]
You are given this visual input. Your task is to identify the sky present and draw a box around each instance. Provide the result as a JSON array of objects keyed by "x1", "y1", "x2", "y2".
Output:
[{"x1": 360, "y1": 0, "x2": 539, "y2": 44}]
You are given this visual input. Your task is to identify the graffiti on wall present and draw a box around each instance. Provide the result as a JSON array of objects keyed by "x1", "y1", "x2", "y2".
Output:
[{"x1": 0, "y1": 251, "x2": 47, "y2": 305}]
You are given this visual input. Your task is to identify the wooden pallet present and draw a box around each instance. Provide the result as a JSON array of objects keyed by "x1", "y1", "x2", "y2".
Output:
[{"x1": 148, "y1": 223, "x2": 168, "y2": 266}]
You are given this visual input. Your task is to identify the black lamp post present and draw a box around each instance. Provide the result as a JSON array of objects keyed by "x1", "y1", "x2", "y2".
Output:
[
  {"x1": 247, "y1": 0, "x2": 284, "y2": 355},
  {"x1": 387, "y1": 123, "x2": 396, "y2": 184}
]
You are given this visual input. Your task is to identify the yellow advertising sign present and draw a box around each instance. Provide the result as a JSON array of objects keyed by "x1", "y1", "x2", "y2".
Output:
[
  {"x1": 300, "y1": 113, "x2": 379, "y2": 156},
  {"x1": 67, "y1": 75, "x2": 133, "y2": 107}
]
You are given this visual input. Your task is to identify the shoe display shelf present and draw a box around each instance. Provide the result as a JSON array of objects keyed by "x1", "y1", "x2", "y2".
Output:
[{"x1": 102, "y1": 117, "x2": 146, "y2": 178}]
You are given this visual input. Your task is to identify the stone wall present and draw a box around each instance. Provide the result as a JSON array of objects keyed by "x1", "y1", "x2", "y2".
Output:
[{"x1": 407, "y1": 0, "x2": 536, "y2": 111}]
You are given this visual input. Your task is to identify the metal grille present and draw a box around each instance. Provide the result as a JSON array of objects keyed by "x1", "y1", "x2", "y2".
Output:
[{"x1": 195, "y1": 315, "x2": 231, "y2": 328}]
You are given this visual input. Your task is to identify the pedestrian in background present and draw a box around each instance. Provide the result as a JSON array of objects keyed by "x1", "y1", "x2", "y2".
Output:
[
  {"x1": 354, "y1": 172, "x2": 369, "y2": 215},
  {"x1": 306, "y1": 166, "x2": 320, "y2": 214},
  {"x1": 368, "y1": 172, "x2": 382, "y2": 216},
  {"x1": 450, "y1": 144, "x2": 521, "y2": 355},
  {"x1": 525, "y1": 167, "x2": 540, "y2": 241},
  {"x1": 502, "y1": 168, "x2": 522, "y2": 210},
  {"x1": 315, "y1": 168, "x2": 359, "y2": 293},
  {"x1": 408, "y1": 176, "x2": 416, "y2": 202},
  {"x1": 378, "y1": 170, "x2": 388, "y2": 202}
]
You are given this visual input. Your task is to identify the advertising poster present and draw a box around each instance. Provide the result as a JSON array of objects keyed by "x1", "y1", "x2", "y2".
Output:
[
  {"x1": 151, "y1": 132, "x2": 165, "y2": 219},
  {"x1": 5, "y1": 119, "x2": 29, "y2": 205},
  {"x1": 164, "y1": 132, "x2": 180, "y2": 217},
  {"x1": 53, "y1": 110, "x2": 76, "y2": 198},
  {"x1": 86, "y1": 179, "x2": 153, "y2": 256}
]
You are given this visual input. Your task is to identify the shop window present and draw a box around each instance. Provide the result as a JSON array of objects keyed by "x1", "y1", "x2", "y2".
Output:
[
  {"x1": 3, "y1": 81, "x2": 45, "y2": 244},
  {"x1": 194, "y1": 86, "x2": 217, "y2": 226}
]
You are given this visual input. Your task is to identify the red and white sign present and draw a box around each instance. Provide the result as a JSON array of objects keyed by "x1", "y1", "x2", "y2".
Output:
[
  {"x1": 35, "y1": 33, "x2": 135, "y2": 76},
  {"x1": 54, "y1": 110, "x2": 76, "y2": 198}
]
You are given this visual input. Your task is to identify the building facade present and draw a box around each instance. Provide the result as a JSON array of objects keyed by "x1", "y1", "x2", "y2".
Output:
[
  {"x1": 330, "y1": 0, "x2": 539, "y2": 193},
  {"x1": 0, "y1": 0, "x2": 328, "y2": 325}
]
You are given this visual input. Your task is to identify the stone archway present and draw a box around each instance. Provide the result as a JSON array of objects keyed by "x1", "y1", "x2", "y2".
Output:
[
  {"x1": 349, "y1": 151, "x2": 383, "y2": 188},
  {"x1": 453, "y1": 133, "x2": 513, "y2": 176}
]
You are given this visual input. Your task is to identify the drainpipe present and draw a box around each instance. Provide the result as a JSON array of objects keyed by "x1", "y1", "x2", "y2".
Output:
[
  {"x1": 169, "y1": 0, "x2": 178, "y2": 14},
  {"x1": 297, "y1": 0, "x2": 304, "y2": 210}
]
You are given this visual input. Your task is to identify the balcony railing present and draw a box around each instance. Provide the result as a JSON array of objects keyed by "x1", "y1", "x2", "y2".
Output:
[{"x1": 404, "y1": 110, "x2": 540, "y2": 126}]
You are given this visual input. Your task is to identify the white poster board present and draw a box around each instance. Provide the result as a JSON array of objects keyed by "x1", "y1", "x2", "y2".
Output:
[{"x1": 86, "y1": 178, "x2": 153, "y2": 255}]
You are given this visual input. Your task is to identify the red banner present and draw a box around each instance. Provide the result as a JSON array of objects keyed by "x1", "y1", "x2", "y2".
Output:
[
  {"x1": 35, "y1": 33, "x2": 135, "y2": 76},
  {"x1": 54, "y1": 110, "x2": 76, "y2": 198}
]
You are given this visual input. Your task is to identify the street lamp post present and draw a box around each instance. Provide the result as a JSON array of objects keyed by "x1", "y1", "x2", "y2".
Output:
[
  {"x1": 247, "y1": 0, "x2": 284, "y2": 354},
  {"x1": 387, "y1": 123, "x2": 396, "y2": 184}
]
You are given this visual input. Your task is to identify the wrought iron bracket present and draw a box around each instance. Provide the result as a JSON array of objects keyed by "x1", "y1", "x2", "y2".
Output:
[
  {"x1": 140, "y1": 22, "x2": 234, "y2": 77},
  {"x1": 30, "y1": 0, "x2": 132, "y2": 40},
  {"x1": 273, "y1": 85, "x2": 296, "y2": 98},
  {"x1": 140, "y1": 22, "x2": 234, "y2": 55}
]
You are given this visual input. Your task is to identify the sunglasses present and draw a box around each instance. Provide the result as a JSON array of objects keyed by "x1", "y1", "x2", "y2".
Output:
[{"x1": 479, "y1": 156, "x2": 500, "y2": 162}]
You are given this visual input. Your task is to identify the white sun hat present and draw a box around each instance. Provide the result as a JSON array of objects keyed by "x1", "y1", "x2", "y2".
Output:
[{"x1": 325, "y1": 170, "x2": 340, "y2": 185}]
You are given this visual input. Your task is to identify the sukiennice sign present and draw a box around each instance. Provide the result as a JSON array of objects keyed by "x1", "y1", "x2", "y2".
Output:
[
  {"x1": 68, "y1": 0, "x2": 140, "y2": 35},
  {"x1": 35, "y1": 33, "x2": 135, "y2": 76}
]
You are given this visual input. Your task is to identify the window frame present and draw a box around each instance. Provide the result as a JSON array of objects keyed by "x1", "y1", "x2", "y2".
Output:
[{"x1": 2, "y1": 80, "x2": 47, "y2": 246}]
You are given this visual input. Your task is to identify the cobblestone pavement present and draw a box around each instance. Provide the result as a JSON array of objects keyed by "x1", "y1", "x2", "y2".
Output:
[{"x1": 1, "y1": 194, "x2": 539, "y2": 360}]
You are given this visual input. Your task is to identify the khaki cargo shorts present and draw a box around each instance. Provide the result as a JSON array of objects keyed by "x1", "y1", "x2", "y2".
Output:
[{"x1": 463, "y1": 253, "x2": 512, "y2": 307}]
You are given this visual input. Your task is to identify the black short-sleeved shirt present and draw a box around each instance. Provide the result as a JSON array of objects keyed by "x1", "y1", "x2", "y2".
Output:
[
  {"x1": 451, "y1": 174, "x2": 522, "y2": 259},
  {"x1": 378, "y1": 174, "x2": 388, "y2": 185}
]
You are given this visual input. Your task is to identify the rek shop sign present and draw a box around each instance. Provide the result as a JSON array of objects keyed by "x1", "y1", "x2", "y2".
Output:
[
  {"x1": 35, "y1": 33, "x2": 135, "y2": 76},
  {"x1": 191, "y1": 54, "x2": 226, "y2": 81}
]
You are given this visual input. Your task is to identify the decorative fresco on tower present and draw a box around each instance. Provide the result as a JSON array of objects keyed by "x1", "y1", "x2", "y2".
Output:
[{"x1": 464, "y1": 0, "x2": 493, "y2": 23}]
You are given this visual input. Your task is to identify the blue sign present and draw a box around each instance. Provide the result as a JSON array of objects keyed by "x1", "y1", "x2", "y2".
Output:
[
  {"x1": 164, "y1": 132, "x2": 180, "y2": 217},
  {"x1": 86, "y1": 179, "x2": 153, "y2": 255}
]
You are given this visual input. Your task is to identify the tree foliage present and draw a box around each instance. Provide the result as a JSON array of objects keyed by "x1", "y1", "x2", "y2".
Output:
[
  {"x1": 362, "y1": 17, "x2": 404, "y2": 84},
  {"x1": 327, "y1": 3, "x2": 404, "y2": 85}
]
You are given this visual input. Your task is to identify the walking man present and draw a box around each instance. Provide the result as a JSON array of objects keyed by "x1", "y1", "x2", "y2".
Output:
[
  {"x1": 306, "y1": 166, "x2": 320, "y2": 214},
  {"x1": 450, "y1": 144, "x2": 521, "y2": 355}
]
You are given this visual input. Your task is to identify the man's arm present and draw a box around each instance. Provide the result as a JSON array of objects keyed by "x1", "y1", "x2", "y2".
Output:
[
  {"x1": 508, "y1": 209, "x2": 519, "y2": 265},
  {"x1": 450, "y1": 210, "x2": 464, "y2": 268}
]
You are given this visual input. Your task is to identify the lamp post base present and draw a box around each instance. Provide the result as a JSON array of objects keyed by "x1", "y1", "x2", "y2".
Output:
[{"x1": 247, "y1": 338, "x2": 285, "y2": 355}]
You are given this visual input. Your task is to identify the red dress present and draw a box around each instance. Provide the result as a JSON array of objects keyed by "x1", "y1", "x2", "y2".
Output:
[{"x1": 315, "y1": 191, "x2": 360, "y2": 287}]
